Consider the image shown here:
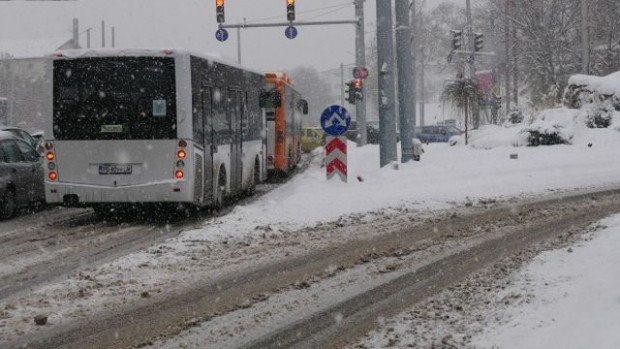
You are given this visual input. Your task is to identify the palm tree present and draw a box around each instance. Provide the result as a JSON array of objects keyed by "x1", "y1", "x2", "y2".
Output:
[{"x1": 441, "y1": 79, "x2": 482, "y2": 145}]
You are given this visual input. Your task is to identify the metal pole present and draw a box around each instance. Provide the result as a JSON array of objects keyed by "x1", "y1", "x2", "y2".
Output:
[
  {"x1": 86, "y1": 28, "x2": 91, "y2": 49},
  {"x1": 395, "y1": 0, "x2": 414, "y2": 163},
  {"x1": 221, "y1": 20, "x2": 359, "y2": 29},
  {"x1": 466, "y1": 0, "x2": 480, "y2": 129},
  {"x1": 72, "y1": 18, "x2": 79, "y2": 48},
  {"x1": 354, "y1": 0, "x2": 367, "y2": 147},
  {"x1": 340, "y1": 63, "x2": 345, "y2": 107},
  {"x1": 111, "y1": 26, "x2": 116, "y2": 48},
  {"x1": 504, "y1": 0, "x2": 511, "y2": 112},
  {"x1": 581, "y1": 0, "x2": 589, "y2": 74},
  {"x1": 101, "y1": 21, "x2": 106, "y2": 48},
  {"x1": 416, "y1": 1, "x2": 425, "y2": 127},
  {"x1": 376, "y1": 0, "x2": 397, "y2": 167},
  {"x1": 237, "y1": 27, "x2": 242, "y2": 64}
]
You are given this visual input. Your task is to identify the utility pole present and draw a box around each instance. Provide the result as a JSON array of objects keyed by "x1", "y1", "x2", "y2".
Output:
[
  {"x1": 504, "y1": 0, "x2": 511, "y2": 112},
  {"x1": 86, "y1": 28, "x2": 92, "y2": 49},
  {"x1": 101, "y1": 21, "x2": 106, "y2": 48},
  {"x1": 354, "y1": 0, "x2": 367, "y2": 147},
  {"x1": 466, "y1": 0, "x2": 480, "y2": 129},
  {"x1": 511, "y1": 0, "x2": 518, "y2": 106},
  {"x1": 72, "y1": 18, "x2": 79, "y2": 48},
  {"x1": 581, "y1": 0, "x2": 589, "y2": 74},
  {"x1": 395, "y1": 0, "x2": 414, "y2": 163},
  {"x1": 376, "y1": 0, "x2": 397, "y2": 167},
  {"x1": 111, "y1": 26, "x2": 116, "y2": 48},
  {"x1": 415, "y1": 0, "x2": 425, "y2": 126}
]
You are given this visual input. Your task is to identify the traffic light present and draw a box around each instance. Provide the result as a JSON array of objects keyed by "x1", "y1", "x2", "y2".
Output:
[
  {"x1": 353, "y1": 79, "x2": 363, "y2": 101},
  {"x1": 286, "y1": 0, "x2": 295, "y2": 22},
  {"x1": 345, "y1": 80, "x2": 363, "y2": 104},
  {"x1": 474, "y1": 32, "x2": 484, "y2": 52},
  {"x1": 345, "y1": 81, "x2": 355, "y2": 104},
  {"x1": 216, "y1": 0, "x2": 225, "y2": 24},
  {"x1": 451, "y1": 30, "x2": 463, "y2": 51}
]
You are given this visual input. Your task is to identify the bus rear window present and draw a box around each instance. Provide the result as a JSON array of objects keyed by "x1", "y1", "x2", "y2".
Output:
[{"x1": 53, "y1": 57, "x2": 177, "y2": 140}]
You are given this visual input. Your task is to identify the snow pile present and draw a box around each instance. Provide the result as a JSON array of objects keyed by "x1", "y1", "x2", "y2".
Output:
[
  {"x1": 473, "y1": 214, "x2": 620, "y2": 349},
  {"x1": 568, "y1": 71, "x2": 620, "y2": 96},
  {"x1": 463, "y1": 108, "x2": 579, "y2": 149}
]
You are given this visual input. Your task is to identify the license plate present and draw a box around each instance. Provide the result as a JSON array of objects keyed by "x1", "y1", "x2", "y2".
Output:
[{"x1": 99, "y1": 164, "x2": 132, "y2": 175}]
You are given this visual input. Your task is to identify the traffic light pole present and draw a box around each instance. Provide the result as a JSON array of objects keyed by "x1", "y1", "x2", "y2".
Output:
[
  {"x1": 354, "y1": 0, "x2": 368, "y2": 147},
  {"x1": 220, "y1": 20, "x2": 359, "y2": 29},
  {"x1": 376, "y1": 0, "x2": 398, "y2": 167}
]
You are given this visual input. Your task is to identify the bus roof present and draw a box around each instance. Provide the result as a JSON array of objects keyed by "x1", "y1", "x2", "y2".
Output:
[{"x1": 50, "y1": 48, "x2": 264, "y2": 76}]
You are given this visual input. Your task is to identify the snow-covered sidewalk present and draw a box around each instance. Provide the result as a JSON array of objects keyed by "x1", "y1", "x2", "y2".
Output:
[{"x1": 472, "y1": 214, "x2": 620, "y2": 349}]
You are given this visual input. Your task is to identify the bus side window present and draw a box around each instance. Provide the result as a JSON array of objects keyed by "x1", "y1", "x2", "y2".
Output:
[{"x1": 213, "y1": 88, "x2": 229, "y2": 147}]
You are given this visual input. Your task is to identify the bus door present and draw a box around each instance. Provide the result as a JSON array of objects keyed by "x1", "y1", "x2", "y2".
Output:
[
  {"x1": 201, "y1": 86, "x2": 214, "y2": 204},
  {"x1": 229, "y1": 89, "x2": 243, "y2": 193}
]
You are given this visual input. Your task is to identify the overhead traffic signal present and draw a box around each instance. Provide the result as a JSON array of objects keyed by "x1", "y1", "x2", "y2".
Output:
[
  {"x1": 474, "y1": 32, "x2": 484, "y2": 52},
  {"x1": 345, "y1": 81, "x2": 355, "y2": 104},
  {"x1": 286, "y1": 0, "x2": 296, "y2": 22},
  {"x1": 451, "y1": 30, "x2": 463, "y2": 51},
  {"x1": 216, "y1": 0, "x2": 225, "y2": 24}
]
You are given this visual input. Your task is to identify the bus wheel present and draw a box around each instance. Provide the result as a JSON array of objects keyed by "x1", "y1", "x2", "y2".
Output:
[
  {"x1": 0, "y1": 190, "x2": 16, "y2": 220},
  {"x1": 246, "y1": 158, "x2": 261, "y2": 196}
]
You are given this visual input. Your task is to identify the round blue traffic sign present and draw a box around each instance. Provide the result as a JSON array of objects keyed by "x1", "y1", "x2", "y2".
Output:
[
  {"x1": 215, "y1": 28, "x2": 229, "y2": 42},
  {"x1": 285, "y1": 26, "x2": 298, "y2": 40},
  {"x1": 320, "y1": 105, "x2": 351, "y2": 136}
]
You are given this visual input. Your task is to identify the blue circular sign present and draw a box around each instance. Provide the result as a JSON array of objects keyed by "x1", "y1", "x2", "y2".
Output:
[
  {"x1": 320, "y1": 105, "x2": 351, "y2": 136},
  {"x1": 285, "y1": 26, "x2": 298, "y2": 40},
  {"x1": 215, "y1": 28, "x2": 229, "y2": 42}
]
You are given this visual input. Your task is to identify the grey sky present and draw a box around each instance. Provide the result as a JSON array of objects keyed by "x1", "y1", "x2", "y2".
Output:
[{"x1": 0, "y1": 0, "x2": 464, "y2": 72}]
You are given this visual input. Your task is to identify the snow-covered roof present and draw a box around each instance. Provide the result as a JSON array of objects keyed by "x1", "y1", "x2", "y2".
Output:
[
  {"x1": 54, "y1": 48, "x2": 264, "y2": 76},
  {"x1": 0, "y1": 38, "x2": 78, "y2": 59},
  {"x1": 568, "y1": 71, "x2": 620, "y2": 95}
]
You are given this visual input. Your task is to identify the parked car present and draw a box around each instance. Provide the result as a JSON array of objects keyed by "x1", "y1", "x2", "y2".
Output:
[
  {"x1": 301, "y1": 127, "x2": 325, "y2": 153},
  {"x1": 414, "y1": 125, "x2": 462, "y2": 143},
  {"x1": 345, "y1": 121, "x2": 382, "y2": 144},
  {"x1": 0, "y1": 126, "x2": 38, "y2": 149},
  {"x1": 0, "y1": 131, "x2": 45, "y2": 220}
]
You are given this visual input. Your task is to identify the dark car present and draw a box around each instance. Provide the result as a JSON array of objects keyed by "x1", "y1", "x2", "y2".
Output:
[
  {"x1": 0, "y1": 131, "x2": 45, "y2": 220},
  {"x1": 0, "y1": 126, "x2": 39, "y2": 149},
  {"x1": 414, "y1": 125, "x2": 462, "y2": 143}
]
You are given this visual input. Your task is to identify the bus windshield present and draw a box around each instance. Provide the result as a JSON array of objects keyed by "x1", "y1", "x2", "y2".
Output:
[{"x1": 53, "y1": 57, "x2": 177, "y2": 140}]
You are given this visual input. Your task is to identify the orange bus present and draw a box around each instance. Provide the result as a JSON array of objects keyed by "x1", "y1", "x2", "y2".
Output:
[{"x1": 264, "y1": 72, "x2": 308, "y2": 176}]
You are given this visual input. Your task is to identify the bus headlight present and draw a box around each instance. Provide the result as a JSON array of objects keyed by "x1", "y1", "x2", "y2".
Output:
[
  {"x1": 176, "y1": 160, "x2": 185, "y2": 168},
  {"x1": 175, "y1": 170, "x2": 184, "y2": 179},
  {"x1": 48, "y1": 162, "x2": 56, "y2": 170},
  {"x1": 48, "y1": 172, "x2": 57, "y2": 181}
]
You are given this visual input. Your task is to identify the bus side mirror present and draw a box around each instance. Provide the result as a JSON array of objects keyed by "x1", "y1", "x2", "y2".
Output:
[
  {"x1": 259, "y1": 90, "x2": 282, "y2": 108},
  {"x1": 298, "y1": 99, "x2": 309, "y2": 115}
]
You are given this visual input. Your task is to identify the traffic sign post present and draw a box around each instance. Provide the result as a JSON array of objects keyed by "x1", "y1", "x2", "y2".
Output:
[
  {"x1": 285, "y1": 26, "x2": 298, "y2": 39},
  {"x1": 321, "y1": 105, "x2": 351, "y2": 183},
  {"x1": 325, "y1": 136, "x2": 347, "y2": 183},
  {"x1": 215, "y1": 28, "x2": 229, "y2": 42}
]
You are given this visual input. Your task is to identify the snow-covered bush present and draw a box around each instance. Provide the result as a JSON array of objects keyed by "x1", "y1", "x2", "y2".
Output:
[
  {"x1": 564, "y1": 71, "x2": 620, "y2": 111},
  {"x1": 523, "y1": 109, "x2": 574, "y2": 146},
  {"x1": 506, "y1": 110, "x2": 524, "y2": 124},
  {"x1": 583, "y1": 100, "x2": 614, "y2": 128}
]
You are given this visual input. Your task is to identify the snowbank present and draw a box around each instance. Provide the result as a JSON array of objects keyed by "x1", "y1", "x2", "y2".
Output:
[{"x1": 568, "y1": 71, "x2": 620, "y2": 96}]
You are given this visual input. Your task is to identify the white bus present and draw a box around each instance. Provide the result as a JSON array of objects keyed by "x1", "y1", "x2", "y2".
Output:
[{"x1": 42, "y1": 49, "x2": 267, "y2": 216}]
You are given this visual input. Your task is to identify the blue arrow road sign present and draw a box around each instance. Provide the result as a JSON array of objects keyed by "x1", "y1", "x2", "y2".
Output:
[
  {"x1": 215, "y1": 28, "x2": 229, "y2": 42},
  {"x1": 320, "y1": 105, "x2": 351, "y2": 136},
  {"x1": 285, "y1": 26, "x2": 298, "y2": 40}
]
